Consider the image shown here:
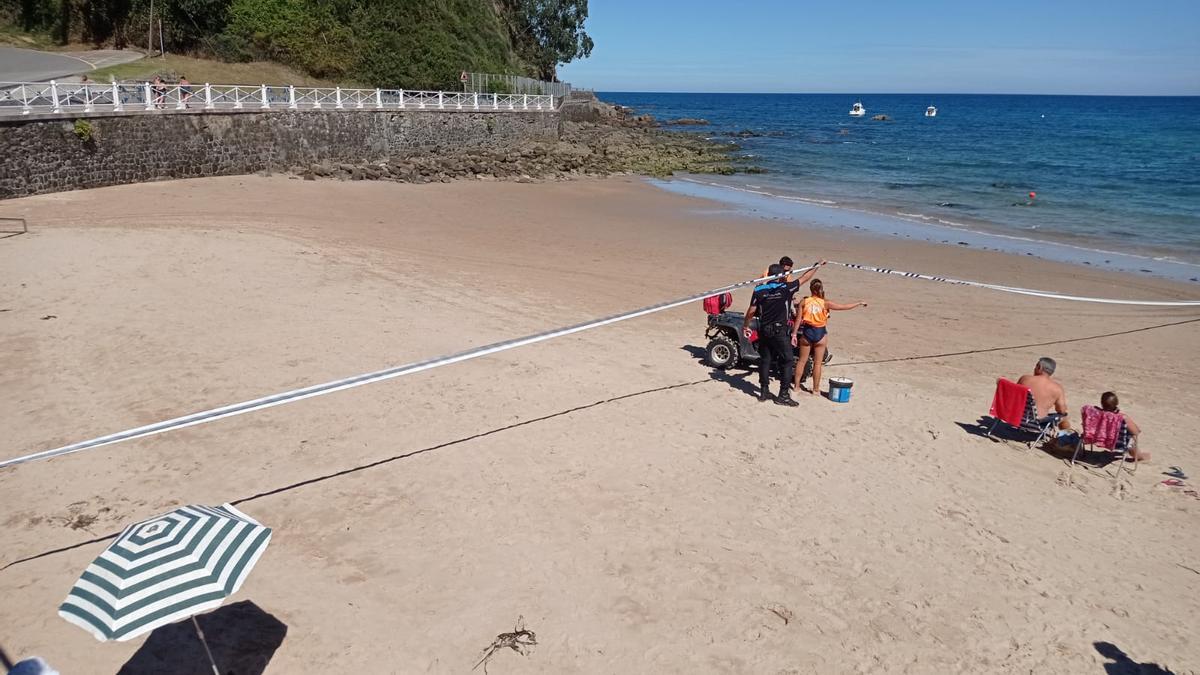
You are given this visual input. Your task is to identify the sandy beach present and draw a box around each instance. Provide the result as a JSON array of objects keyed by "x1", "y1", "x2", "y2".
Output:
[{"x1": 1, "y1": 176, "x2": 1198, "y2": 673}]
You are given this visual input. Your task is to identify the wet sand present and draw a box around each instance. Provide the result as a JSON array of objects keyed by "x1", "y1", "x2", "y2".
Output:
[{"x1": 1, "y1": 176, "x2": 1198, "y2": 673}]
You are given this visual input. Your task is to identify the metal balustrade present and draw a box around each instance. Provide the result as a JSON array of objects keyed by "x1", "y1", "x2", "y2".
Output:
[
  {"x1": 0, "y1": 81, "x2": 556, "y2": 117},
  {"x1": 462, "y1": 72, "x2": 572, "y2": 98}
]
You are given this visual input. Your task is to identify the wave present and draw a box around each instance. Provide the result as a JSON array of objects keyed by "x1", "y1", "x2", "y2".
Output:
[
  {"x1": 885, "y1": 182, "x2": 941, "y2": 190},
  {"x1": 677, "y1": 177, "x2": 838, "y2": 205}
]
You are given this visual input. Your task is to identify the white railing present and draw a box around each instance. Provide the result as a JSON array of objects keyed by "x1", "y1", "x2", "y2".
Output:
[{"x1": 0, "y1": 81, "x2": 556, "y2": 117}]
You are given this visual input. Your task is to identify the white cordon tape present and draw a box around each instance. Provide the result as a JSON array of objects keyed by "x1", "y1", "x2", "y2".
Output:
[
  {"x1": 0, "y1": 267, "x2": 815, "y2": 469},
  {"x1": 6, "y1": 261, "x2": 1199, "y2": 470},
  {"x1": 831, "y1": 261, "x2": 1200, "y2": 306}
]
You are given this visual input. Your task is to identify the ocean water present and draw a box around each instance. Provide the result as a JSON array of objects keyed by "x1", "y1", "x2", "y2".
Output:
[{"x1": 599, "y1": 92, "x2": 1200, "y2": 277}]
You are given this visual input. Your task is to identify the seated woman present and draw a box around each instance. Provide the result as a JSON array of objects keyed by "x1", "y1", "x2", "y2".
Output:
[{"x1": 1101, "y1": 391, "x2": 1148, "y2": 461}]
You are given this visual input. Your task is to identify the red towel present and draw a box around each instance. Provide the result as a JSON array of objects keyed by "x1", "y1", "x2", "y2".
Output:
[
  {"x1": 1081, "y1": 405, "x2": 1123, "y2": 450},
  {"x1": 989, "y1": 378, "x2": 1029, "y2": 427}
]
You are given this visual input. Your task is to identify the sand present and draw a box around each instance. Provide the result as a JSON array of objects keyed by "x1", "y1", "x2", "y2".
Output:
[{"x1": 1, "y1": 176, "x2": 1198, "y2": 674}]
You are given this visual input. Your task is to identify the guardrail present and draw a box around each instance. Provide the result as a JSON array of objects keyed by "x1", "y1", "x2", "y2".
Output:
[
  {"x1": 0, "y1": 81, "x2": 556, "y2": 117},
  {"x1": 462, "y1": 72, "x2": 572, "y2": 98}
]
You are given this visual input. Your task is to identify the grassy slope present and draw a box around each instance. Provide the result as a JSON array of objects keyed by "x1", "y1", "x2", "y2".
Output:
[
  {"x1": 90, "y1": 53, "x2": 339, "y2": 86},
  {"x1": 0, "y1": 25, "x2": 61, "y2": 50}
]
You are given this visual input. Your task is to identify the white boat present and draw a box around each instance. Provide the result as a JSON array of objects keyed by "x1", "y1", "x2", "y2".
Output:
[
  {"x1": 849, "y1": 101, "x2": 866, "y2": 117},
  {"x1": 925, "y1": 105, "x2": 938, "y2": 117}
]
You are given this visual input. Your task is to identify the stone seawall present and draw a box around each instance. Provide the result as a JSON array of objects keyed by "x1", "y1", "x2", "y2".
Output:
[{"x1": 0, "y1": 109, "x2": 559, "y2": 199}]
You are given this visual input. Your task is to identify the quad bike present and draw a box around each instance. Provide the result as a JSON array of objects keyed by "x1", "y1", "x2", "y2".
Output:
[{"x1": 702, "y1": 292, "x2": 830, "y2": 381}]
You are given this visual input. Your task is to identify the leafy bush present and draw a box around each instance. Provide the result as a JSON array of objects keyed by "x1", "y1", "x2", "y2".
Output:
[
  {"x1": 8, "y1": 0, "x2": 592, "y2": 89},
  {"x1": 73, "y1": 119, "x2": 94, "y2": 142}
]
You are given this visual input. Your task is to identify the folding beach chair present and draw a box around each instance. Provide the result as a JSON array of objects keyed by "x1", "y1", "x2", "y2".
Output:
[
  {"x1": 1070, "y1": 405, "x2": 1138, "y2": 485},
  {"x1": 986, "y1": 378, "x2": 1058, "y2": 450}
]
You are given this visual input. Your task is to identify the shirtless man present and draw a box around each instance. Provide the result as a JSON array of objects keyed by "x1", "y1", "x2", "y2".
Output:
[{"x1": 1017, "y1": 357, "x2": 1070, "y2": 430}]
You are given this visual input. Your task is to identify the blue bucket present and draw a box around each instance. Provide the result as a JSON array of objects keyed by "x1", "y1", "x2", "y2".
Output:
[{"x1": 829, "y1": 377, "x2": 853, "y2": 403}]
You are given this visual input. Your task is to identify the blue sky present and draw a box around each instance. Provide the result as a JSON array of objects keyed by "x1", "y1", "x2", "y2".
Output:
[{"x1": 558, "y1": 1, "x2": 1200, "y2": 95}]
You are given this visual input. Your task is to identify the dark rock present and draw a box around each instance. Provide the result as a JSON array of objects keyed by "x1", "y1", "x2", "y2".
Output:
[{"x1": 666, "y1": 118, "x2": 710, "y2": 126}]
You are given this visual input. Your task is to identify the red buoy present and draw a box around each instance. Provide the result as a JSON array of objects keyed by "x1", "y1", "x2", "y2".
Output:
[{"x1": 1029, "y1": 191, "x2": 1037, "y2": 199}]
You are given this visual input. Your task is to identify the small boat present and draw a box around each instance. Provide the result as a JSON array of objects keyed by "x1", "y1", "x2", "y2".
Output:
[
  {"x1": 925, "y1": 105, "x2": 938, "y2": 117},
  {"x1": 849, "y1": 101, "x2": 866, "y2": 117}
]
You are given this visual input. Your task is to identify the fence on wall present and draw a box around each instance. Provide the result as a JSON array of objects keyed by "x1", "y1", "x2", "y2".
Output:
[
  {"x1": 461, "y1": 72, "x2": 573, "y2": 98},
  {"x1": 0, "y1": 81, "x2": 557, "y2": 117}
]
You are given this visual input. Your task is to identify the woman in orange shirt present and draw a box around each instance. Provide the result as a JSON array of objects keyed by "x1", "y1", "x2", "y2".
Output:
[{"x1": 790, "y1": 279, "x2": 867, "y2": 397}]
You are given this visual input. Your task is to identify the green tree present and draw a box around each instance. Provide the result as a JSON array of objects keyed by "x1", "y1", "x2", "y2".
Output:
[
  {"x1": 507, "y1": 0, "x2": 593, "y2": 80},
  {"x1": 349, "y1": 0, "x2": 522, "y2": 89},
  {"x1": 222, "y1": 0, "x2": 354, "y2": 78}
]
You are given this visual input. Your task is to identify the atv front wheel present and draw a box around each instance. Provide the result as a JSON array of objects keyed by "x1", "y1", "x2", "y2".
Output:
[{"x1": 705, "y1": 334, "x2": 739, "y2": 370}]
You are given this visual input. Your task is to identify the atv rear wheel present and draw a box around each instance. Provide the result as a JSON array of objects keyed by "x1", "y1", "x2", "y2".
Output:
[{"x1": 706, "y1": 334, "x2": 739, "y2": 369}]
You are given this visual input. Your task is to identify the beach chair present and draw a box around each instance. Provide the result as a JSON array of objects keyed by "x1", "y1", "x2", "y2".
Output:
[
  {"x1": 1070, "y1": 405, "x2": 1138, "y2": 485},
  {"x1": 986, "y1": 378, "x2": 1057, "y2": 449}
]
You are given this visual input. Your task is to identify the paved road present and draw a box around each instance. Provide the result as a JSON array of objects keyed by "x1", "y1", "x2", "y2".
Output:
[{"x1": 0, "y1": 47, "x2": 143, "y2": 82}]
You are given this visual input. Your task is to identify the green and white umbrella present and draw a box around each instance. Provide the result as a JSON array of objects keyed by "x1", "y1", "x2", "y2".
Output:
[{"x1": 58, "y1": 503, "x2": 272, "y2": 643}]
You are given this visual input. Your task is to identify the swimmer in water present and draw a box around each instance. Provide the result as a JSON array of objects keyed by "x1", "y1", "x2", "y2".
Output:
[{"x1": 1013, "y1": 191, "x2": 1037, "y2": 207}]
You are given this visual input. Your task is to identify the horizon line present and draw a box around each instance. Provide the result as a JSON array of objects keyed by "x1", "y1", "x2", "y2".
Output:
[{"x1": 587, "y1": 90, "x2": 1200, "y2": 98}]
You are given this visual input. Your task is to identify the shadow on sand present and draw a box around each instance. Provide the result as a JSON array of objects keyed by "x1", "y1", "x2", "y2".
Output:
[
  {"x1": 1094, "y1": 641, "x2": 1176, "y2": 674},
  {"x1": 119, "y1": 601, "x2": 286, "y2": 675},
  {"x1": 956, "y1": 417, "x2": 1123, "y2": 468},
  {"x1": 679, "y1": 345, "x2": 777, "y2": 398}
]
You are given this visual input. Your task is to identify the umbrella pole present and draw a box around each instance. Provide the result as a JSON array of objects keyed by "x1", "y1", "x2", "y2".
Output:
[{"x1": 191, "y1": 616, "x2": 221, "y2": 675}]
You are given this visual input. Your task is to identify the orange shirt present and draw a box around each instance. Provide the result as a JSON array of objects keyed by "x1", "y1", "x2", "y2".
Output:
[{"x1": 800, "y1": 296, "x2": 828, "y2": 327}]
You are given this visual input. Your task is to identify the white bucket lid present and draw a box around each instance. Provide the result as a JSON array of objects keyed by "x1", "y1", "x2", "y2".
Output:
[{"x1": 829, "y1": 377, "x2": 853, "y2": 385}]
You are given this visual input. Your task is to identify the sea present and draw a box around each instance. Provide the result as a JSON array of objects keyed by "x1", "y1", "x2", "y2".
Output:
[{"x1": 598, "y1": 92, "x2": 1200, "y2": 282}]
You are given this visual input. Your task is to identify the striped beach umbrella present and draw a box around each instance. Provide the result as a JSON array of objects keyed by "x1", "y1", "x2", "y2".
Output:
[{"x1": 58, "y1": 503, "x2": 272, "y2": 643}]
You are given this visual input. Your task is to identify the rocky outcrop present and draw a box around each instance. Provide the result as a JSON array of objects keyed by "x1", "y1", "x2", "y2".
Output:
[
  {"x1": 559, "y1": 91, "x2": 654, "y2": 127},
  {"x1": 665, "y1": 118, "x2": 710, "y2": 126},
  {"x1": 286, "y1": 94, "x2": 756, "y2": 183},
  {"x1": 290, "y1": 119, "x2": 747, "y2": 183}
]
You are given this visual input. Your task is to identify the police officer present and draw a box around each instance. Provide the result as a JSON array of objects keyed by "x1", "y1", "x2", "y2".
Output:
[{"x1": 743, "y1": 261, "x2": 825, "y2": 405}]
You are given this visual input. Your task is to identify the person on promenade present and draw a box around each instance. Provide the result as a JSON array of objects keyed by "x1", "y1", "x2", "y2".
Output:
[
  {"x1": 1099, "y1": 391, "x2": 1148, "y2": 461},
  {"x1": 1017, "y1": 357, "x2": 1071, "y2": 431},
  {"x1": 791, "y1": 278, "x2": 866, "y2": 398},
  {"x1": 744, "y1": 263, "x2": 801, "y2": 406},
  {"x1": 70, "y1": 74, "x2": 90, "y2": 106},
  {"x1": 152, "y1": 76, "x2": 167, "y2": 109},
  {"x1": 179, "y1": 75, "x2": 192, "y2": 108}
]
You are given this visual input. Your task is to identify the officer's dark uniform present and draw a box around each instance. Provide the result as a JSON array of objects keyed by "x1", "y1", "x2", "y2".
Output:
[{"x1": 749, "y1": 278, "x2": 799, "y2": 399}]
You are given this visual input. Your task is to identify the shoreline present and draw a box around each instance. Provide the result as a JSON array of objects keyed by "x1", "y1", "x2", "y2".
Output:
[
  {"x1": 597, "y1": 92, "x2": 1200, "y2": 276},
  {"x1": 656, "y1": 174, "x2": 1200, "y2": 284}
]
